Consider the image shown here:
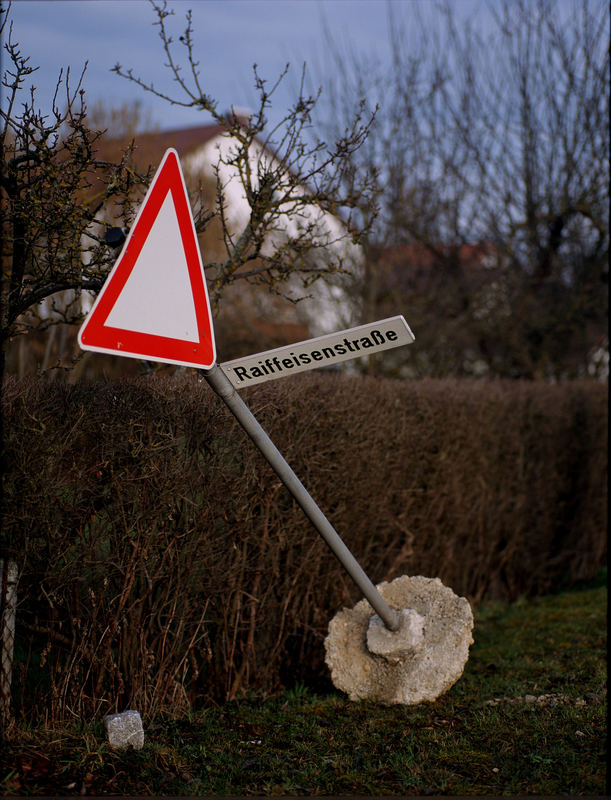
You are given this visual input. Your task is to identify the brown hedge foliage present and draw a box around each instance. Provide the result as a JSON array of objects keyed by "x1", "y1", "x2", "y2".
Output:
[{"x1": 1, "y1": 374, "x2": 607, "y2": 721}]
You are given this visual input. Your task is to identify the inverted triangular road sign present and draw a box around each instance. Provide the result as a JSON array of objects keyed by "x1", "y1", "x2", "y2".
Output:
[{"x1": 78, "y1": 148, "x2": 216, "y2": 368}]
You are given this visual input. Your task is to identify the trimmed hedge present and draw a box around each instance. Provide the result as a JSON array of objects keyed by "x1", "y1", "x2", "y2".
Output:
[{"x1": 1, "y1": 374, "x2": 607, "y2": 720}]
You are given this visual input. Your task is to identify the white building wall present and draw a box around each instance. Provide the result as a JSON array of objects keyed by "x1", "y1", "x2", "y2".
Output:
[{"x1": 185, "y1": 134, "x2": 363, "y2": 336}]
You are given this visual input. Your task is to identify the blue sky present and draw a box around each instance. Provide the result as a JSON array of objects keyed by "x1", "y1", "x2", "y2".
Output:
[{"x1": 4, "y1": 0, "x2": 496, "y2": 133}]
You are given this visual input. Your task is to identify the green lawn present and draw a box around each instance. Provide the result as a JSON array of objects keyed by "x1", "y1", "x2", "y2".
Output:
[{"x1": 1, "y1": 579, "x2": 606, "y2": 796}]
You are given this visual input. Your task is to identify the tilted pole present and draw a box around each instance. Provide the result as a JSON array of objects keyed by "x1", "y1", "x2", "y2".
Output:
[{"x1": 202, "y1": 364, "x2": 400, "y2": 632}]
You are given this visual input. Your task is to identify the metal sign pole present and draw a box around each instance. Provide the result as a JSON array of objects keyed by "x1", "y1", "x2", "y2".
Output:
[{"x1": 202, "y1": 364, "x2": 400, "y2": 632}]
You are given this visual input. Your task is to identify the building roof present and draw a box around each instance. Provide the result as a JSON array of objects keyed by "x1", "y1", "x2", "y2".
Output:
[
  {"x1": 376, "y1": 241, "x2": 495, "y2": 269},
  {"x1": 130, "y1": 122, "x2": 227, "y2": 160},
  {"x1": 95, "y1": 118, "x2": 250, "y2": 169}
]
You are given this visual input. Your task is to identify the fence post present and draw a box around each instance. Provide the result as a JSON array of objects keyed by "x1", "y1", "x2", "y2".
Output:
[{"x1": 0, "y1": 559, "x2": 18, "y2": 738}]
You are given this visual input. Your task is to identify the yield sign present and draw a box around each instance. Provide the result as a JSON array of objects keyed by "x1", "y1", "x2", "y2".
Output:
[{"x1": 78, "y1": 148, "x2": 216, "y2": 368}]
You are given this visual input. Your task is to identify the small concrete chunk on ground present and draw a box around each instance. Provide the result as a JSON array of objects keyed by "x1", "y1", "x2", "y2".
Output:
[
  {"x1": 325, "y1": 575, "x2": 474, "y2": 705},
  {"x1": 104, "y1": 710, "x2": 145, "y2": 750}
]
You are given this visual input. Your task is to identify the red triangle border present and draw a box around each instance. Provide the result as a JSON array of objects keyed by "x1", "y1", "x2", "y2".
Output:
[{"x1": 78, "y1": 149, "x2": 216, "y2": 369}]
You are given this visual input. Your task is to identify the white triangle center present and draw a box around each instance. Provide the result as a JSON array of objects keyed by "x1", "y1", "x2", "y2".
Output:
[{"x1": 105, "y1": 191, "x2": 200, "y2": 341}]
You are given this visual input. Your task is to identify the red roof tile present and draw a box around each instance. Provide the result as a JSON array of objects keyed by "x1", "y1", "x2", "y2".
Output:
[{"x1": 131, "y1": 122, "x2": 227, "y2": 159}]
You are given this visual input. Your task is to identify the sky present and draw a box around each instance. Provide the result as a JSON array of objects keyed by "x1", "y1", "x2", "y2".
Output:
[{"x1": 3, "y1": 0, "x2": 496, "y2": 135}]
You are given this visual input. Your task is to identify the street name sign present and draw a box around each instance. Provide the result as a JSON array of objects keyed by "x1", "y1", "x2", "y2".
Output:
[
  {"x1": 78, "y1": 148, "x2": 216, "y2": 369},
  {"x1": 220, "y1": 315, "x2": 415, "y2": 388}
]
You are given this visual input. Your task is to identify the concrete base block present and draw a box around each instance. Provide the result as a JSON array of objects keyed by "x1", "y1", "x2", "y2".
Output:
[
  {"x1": 367, "y1": 607, "x2": 426, "y2": 663},
  {"x1": 104, "y1": 710, "x2": 145, "y2": 750},
  {"x1": 325, "y1": 575, "x2": 474, "y2": 705}
]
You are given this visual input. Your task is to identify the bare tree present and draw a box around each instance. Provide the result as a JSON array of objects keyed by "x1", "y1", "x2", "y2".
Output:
[
  {"x1": 2, "y1": 0, "x2": 379, "y2": 378},
  {"x1": 314, "y1": 0, "x2": 609, "y2": 379},
  {"x1": 0, "y1": 6, "x2": 150, "y2": 380},
  {"x1": 112, "y1": 0, "x2": 377, "y2": 312}
]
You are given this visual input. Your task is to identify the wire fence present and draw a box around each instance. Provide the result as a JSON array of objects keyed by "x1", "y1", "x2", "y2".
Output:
[{"x1": 1, "y1": 559, "x2": 18, "y2": 738}]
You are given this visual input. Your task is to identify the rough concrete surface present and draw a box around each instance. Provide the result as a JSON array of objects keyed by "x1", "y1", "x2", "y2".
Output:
[
  {"x1": 103, "y1": 710, "x2": 145, "y2": 750},
  {"x1": 324, "y1": 575, "x2": 474, "y2": 705},
  {"x1": 367, "y1": 607, "x2": 426, "y2": 662}
]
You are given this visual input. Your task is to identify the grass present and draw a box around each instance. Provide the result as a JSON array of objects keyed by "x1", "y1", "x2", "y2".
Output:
[{"x1": 1, "y1": 579, "x2": 606, "y2": 796}]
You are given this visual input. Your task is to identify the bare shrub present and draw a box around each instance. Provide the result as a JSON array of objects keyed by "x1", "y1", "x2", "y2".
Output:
[{"x1": 1, "y1": 374, "x2": 606, "y2": 721}]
